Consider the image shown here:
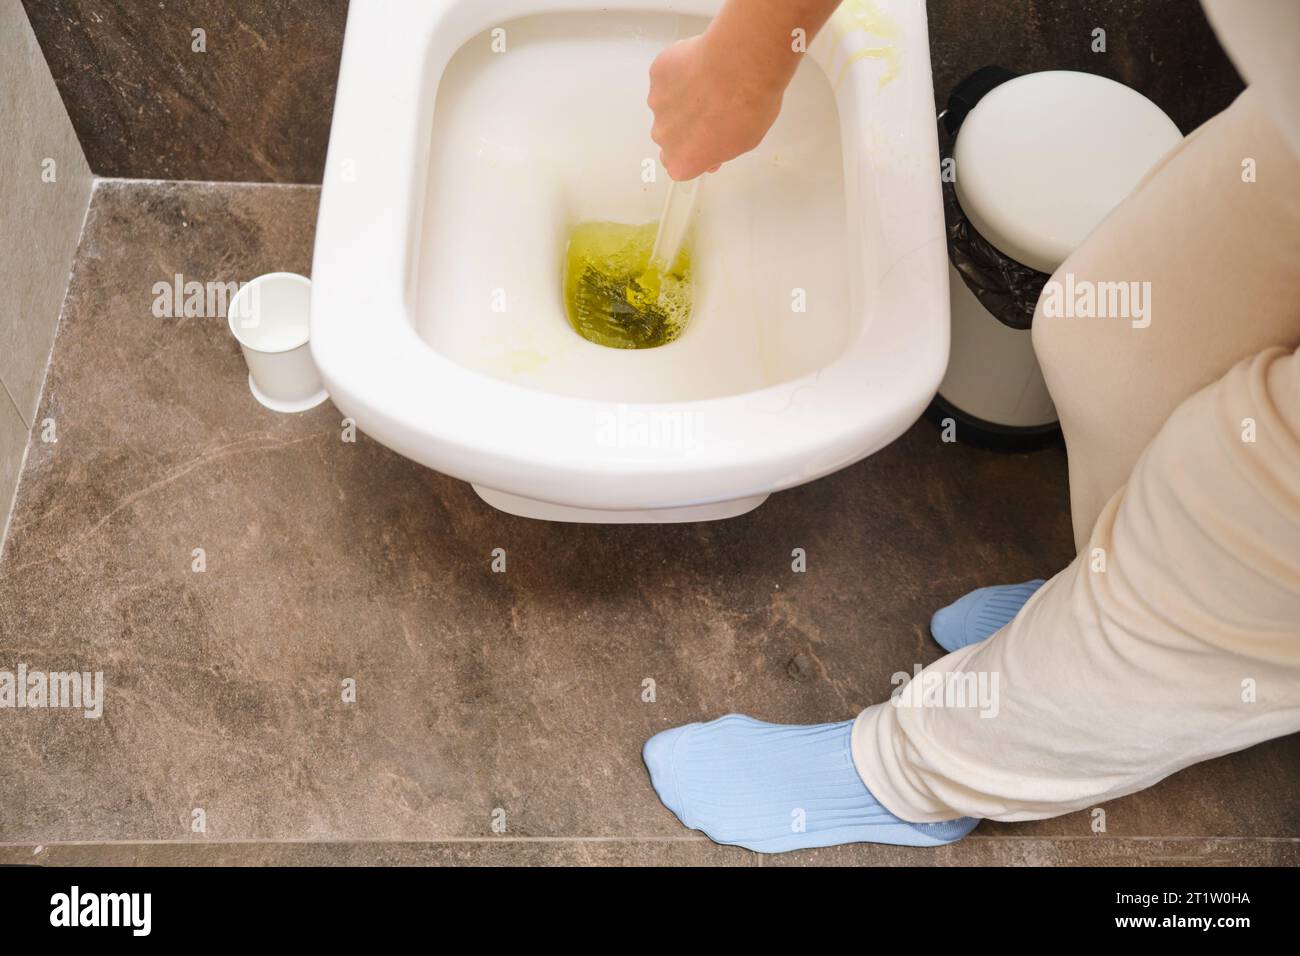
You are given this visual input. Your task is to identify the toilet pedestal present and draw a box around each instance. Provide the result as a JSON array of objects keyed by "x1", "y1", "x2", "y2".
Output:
[{"x1": 472, "y1": 486, "x2": 768, "y2": 524}]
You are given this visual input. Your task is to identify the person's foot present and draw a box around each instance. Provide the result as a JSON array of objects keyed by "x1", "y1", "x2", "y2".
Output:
[
  {"x1": 643, "y1": 714, "x2": 979, "y2": 853},
  {"x1": 930, "y1": 580, "x2": 1046, "y2": 653}
]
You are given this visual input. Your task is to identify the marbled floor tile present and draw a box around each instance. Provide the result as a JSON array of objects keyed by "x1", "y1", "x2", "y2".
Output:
[{"x1": 0, "y1": 181, "x2": 1294, "y2": 857}]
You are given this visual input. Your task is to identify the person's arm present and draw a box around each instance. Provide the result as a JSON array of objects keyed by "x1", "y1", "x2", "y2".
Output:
[{"x1": 649, "y1": 0, "x2": 842, "y2": 180}]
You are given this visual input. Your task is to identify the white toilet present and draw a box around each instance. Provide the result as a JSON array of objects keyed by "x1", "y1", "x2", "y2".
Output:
[{"x1": 311, "y1": 0, "x2": 949, "y2": 522}]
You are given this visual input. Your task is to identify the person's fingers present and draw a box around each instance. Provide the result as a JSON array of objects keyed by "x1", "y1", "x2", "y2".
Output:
[
  {"x1": 670, "y1": 149, "x2": 725, "y2": 181},
  {"x1": 664, "y1": 155, "x2": 693, "y2": 181},
  {"x1": 658, "y1": 139, "x2": 704, "y2": 181},
  {"x1": 664, "y1": 150, "x2": 706, "y2": 182}
]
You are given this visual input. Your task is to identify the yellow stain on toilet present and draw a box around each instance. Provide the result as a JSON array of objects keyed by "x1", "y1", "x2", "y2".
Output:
[
  {"x1": 830, "y1": 0, "x2": 902, "y2": 90},
  {"x1": 563, "y1": 220, "x2": 692, "y2": 350},
  {"x1": 504, "y1": 349, "x2": 548, "y2": 373}
]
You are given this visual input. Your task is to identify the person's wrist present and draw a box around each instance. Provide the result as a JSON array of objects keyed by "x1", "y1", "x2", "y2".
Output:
[{"x1": 701, "y1": 21, "x2": 792, "y2": 106}]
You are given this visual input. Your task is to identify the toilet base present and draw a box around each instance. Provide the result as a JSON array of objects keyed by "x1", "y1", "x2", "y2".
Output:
[{"x1": 472, "y1": 486, "x2": 769, "y2": 524}]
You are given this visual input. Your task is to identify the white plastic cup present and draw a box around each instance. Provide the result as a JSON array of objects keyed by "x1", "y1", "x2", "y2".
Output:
[{"x1": 227, "y1": 272, "x2": 328, "y2": 413}]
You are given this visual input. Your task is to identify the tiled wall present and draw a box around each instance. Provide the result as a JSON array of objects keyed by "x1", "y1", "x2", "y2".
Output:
[
  {"x1": 1, "y1": 0, "x2": 95, "y2": 549},
  {"x1": 20, "y1": 0, "x2": 350, "y2": 183},
  {"x1": 22, "y1": 0, "x2": 1241, "y2": 184},
  {"x1": 928, "y1": 0, "x2": 1243, "y2": 132}
]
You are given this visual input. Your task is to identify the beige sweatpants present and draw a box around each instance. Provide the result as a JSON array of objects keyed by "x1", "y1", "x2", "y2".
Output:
[{"x1": 852, "y1": 86, "x2": 1300, "y2": 822}]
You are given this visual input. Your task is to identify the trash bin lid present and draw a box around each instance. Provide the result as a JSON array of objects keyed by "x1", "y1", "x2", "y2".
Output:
[{"x1": 953, "y1": 70, "x2": 1182, "y2": 274}]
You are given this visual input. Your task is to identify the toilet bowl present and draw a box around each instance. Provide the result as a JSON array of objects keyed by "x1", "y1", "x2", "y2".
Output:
[{"x1": 311, "y1": 0, "x2": 949, "y2": 522}]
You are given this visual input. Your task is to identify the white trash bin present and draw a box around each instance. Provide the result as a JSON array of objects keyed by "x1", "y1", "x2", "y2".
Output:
[
  {"x1": 936, "y1": 69, "x2": 1182, "y2": 449},
  {"x1": 227, "y1": 272, "x2": 328, "y2": 413}
]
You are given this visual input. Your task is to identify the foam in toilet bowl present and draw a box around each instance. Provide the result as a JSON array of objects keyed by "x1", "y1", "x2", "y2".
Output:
[
  {"x1": 563, "y1": 220, "x2": 693, "y2": 349},
  {"x1": 414, "y1": 11, "x2": 855, "y2": 404}
]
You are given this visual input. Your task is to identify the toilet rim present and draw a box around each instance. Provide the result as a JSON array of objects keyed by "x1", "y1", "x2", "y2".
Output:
[{"x1": 311, "y1": 0, "x2": 950, "y2": 509}]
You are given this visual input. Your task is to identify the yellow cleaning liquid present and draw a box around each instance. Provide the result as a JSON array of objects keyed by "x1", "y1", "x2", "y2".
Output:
[{"x1": 563, "y1": 221, "x2": 692, "y2": 349}]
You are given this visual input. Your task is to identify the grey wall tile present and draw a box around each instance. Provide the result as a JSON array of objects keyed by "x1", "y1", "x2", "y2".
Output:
[
  {"x1": 1, "y1": 0, "x2": 93, "y2": 554},
  {"x1": 0, "y1": 0, "x2": 94, "y2": 426},
  {"x1": 0, "y1": 388, "x2": 30, "y2": 556}
]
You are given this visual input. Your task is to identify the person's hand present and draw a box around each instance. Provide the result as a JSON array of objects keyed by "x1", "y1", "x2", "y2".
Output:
[{"x1": 648, "y1": 33, "x2": 786, "y2": 181}]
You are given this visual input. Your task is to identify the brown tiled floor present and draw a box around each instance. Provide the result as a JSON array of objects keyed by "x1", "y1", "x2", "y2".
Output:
[{"x1": 1, "y1": 181, "x2": 1296, "y2": 864}]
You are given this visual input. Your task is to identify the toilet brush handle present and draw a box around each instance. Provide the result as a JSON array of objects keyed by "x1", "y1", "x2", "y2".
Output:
[{"x1": 649, "y1": 176, "x2": 701, "y2": 270}]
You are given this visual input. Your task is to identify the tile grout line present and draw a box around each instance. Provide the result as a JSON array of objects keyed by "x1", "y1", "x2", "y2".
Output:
[
  {"x1": 25, "y1": 173, "x2": 99, "y2": 431},
  {"x1": 0, "y1": 376, "x2": 24, "y2": 430},
  {"x1": 3, "y1": 837, "x2": 715, "y2": 848},
  {"x1": 0, "y1": 374, "x2": 28, "y2": 563},
  {"x1": 94, "y1": 175, "x2": 322, "y2": 190},
  {"x1": 2, "y1": 836, "x2": 1298, "y2": 849}
]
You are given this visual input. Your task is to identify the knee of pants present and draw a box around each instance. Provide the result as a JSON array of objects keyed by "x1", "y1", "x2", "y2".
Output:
[
  {"x1": 1029, "y1": 243, "x2": 1169, "y2": 433},
  {"x1": 1029, "y1": 267, "x2": 1115, "y2": 431},
  {"x1": 1029, "y1": 287, "x2": 1069, "y2": 396}
]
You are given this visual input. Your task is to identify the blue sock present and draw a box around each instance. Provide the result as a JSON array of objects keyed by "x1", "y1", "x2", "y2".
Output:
[
  {"x1": 643, "y1": 714, "x2": 979, "y2": 853},
  {"x1": 930, "y1": 579, "x2": 1046, "y2": 653}
]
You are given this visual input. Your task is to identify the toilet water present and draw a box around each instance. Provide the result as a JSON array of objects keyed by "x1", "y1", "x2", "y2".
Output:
[{"x1": 562, "y1": 221, "x2": 692, "y2": 349}]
